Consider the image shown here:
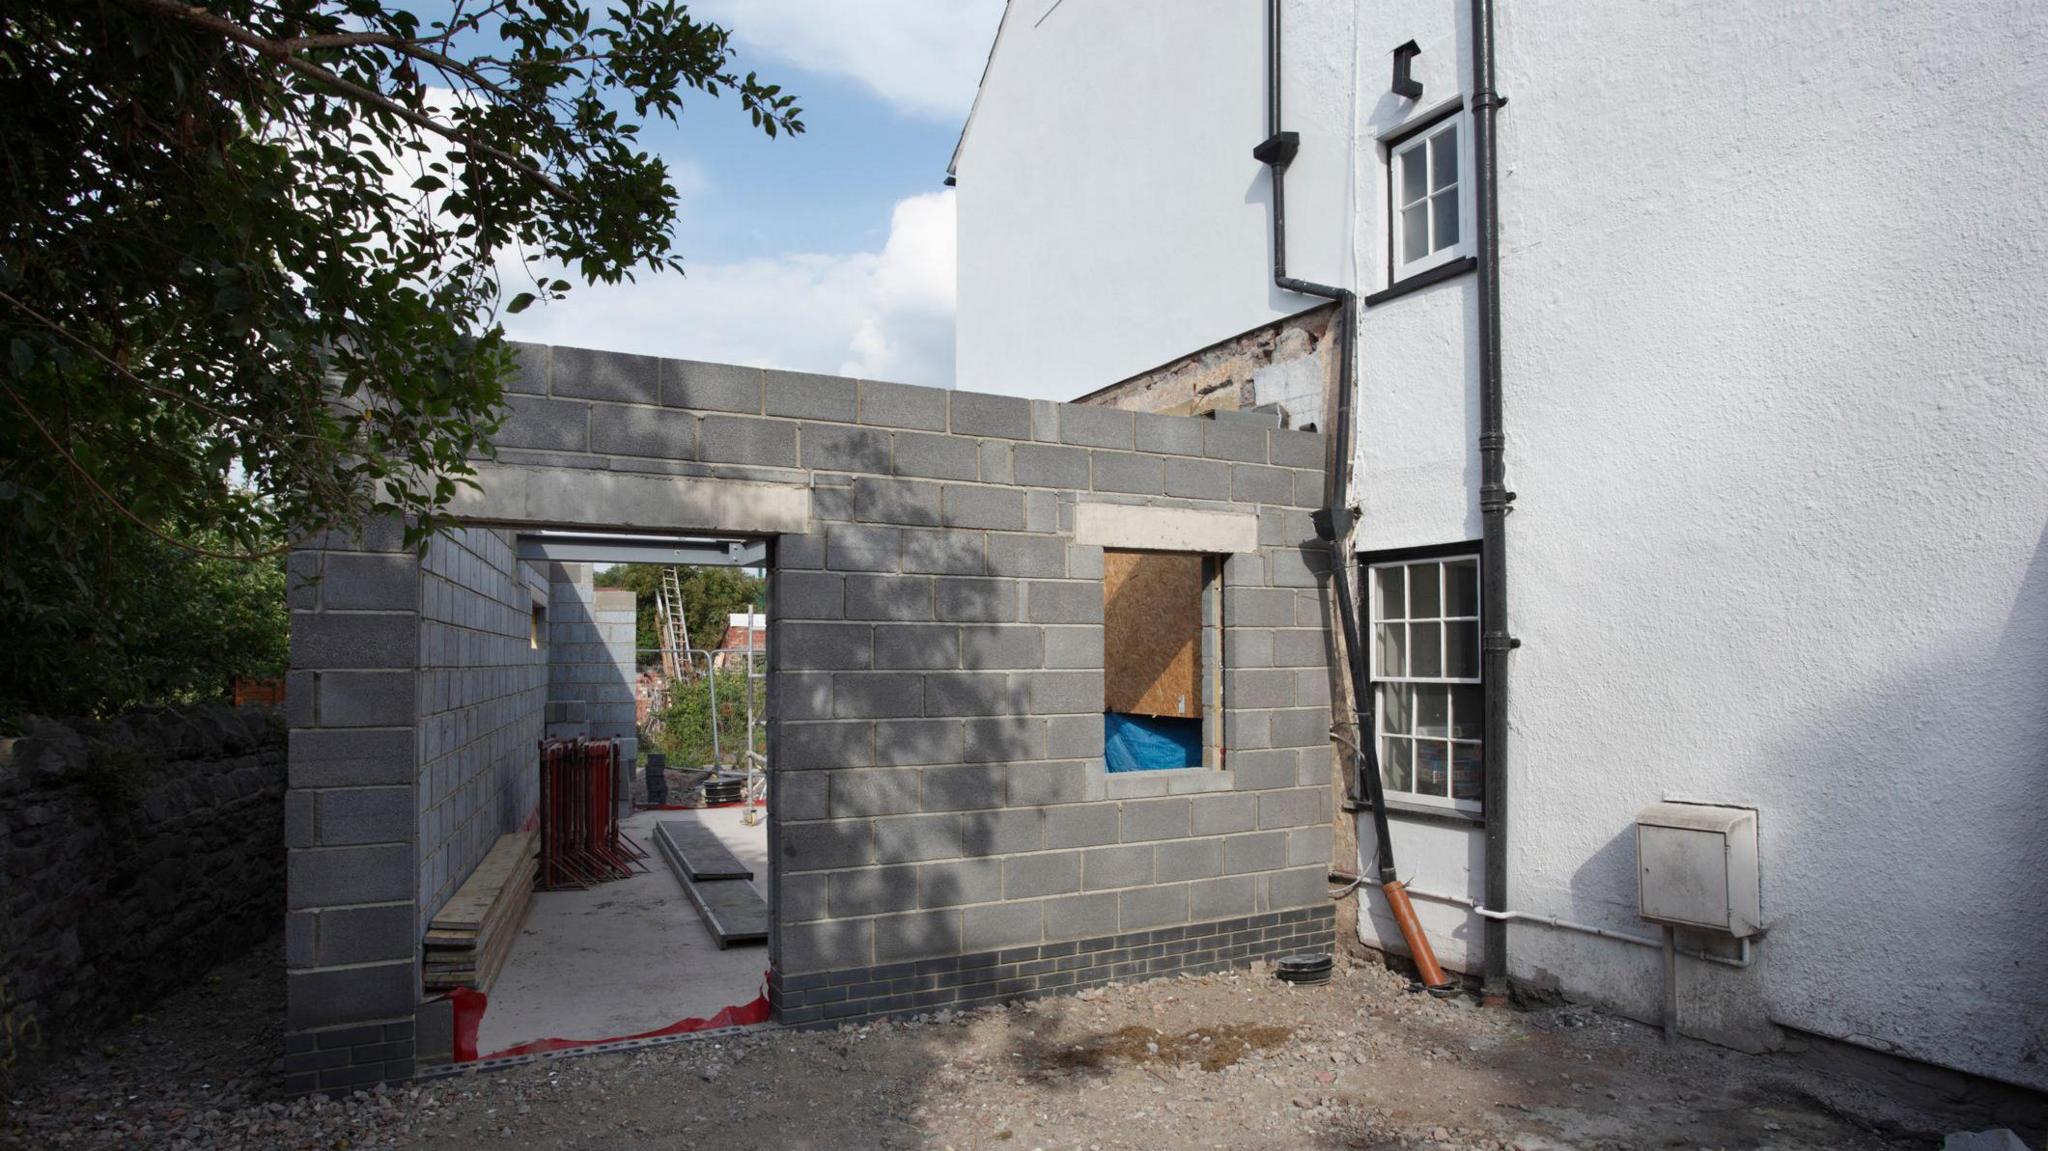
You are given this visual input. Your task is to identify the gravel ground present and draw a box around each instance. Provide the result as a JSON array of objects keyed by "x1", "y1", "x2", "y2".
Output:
[{"x1": 0, "y1": 936, "x2": 2003, "y2": 1150}]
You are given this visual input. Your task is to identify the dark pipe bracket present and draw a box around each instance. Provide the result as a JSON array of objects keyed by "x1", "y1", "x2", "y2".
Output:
[{"x1": 1392, "y1": 40, "x2": 1423, "y2": 100}]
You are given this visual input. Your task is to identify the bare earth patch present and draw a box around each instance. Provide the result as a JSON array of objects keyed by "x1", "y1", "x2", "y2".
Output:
[{"x1": 0, "y1": 937, "x2": 2004, "y2": 1150}]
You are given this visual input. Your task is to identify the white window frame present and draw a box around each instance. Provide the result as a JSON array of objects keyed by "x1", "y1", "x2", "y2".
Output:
[
  {"x1": 1366, "y1": 554, "x2": 1483, "y2": 814},
  {"x1": 1386, "y1": 110, "x2": 1471, "y2": 281}
]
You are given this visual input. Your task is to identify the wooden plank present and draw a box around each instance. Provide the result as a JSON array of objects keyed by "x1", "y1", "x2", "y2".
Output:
[
  {"x1": 1103, "y1": 550, "x2": 1205, "y2": 718},
  {"x1": 424, "y1": 854, "x2": 535, "y2": 947},
  {"x1": 430, "y1": 830, "x2": 538, "y2": 930},
  {"x1": 654, "y1": 819, "x2": 754, "y2": 880}
]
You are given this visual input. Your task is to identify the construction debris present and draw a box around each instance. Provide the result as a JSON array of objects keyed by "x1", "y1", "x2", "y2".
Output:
[{"x1": 422, "y1": 830, "x2": 537, "y2": 993}]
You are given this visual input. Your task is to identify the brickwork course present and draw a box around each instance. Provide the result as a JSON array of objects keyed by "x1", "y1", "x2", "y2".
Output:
[{"x1": 285, "y1": 343, "x2": 1343, "y2": 1090}]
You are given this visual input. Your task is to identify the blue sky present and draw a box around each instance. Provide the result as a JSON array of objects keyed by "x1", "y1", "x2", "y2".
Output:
[{"x1": 491, "y1": 1, "x2": 1007, "y2": 388}]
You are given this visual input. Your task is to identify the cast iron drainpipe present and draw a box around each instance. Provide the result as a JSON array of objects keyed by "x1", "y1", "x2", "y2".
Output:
[{"x1": 1256, "y1": 0, "x2": 1453, "y2": 996}]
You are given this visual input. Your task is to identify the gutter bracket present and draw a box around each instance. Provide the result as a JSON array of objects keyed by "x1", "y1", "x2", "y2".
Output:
[{"x1": 1252, "y1": 130, "x2": 1300, "y2": 169}]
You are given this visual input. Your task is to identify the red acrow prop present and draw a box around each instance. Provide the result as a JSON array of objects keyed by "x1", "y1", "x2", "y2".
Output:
[{"x1": 538, "y1": 737, "x2": 647, "y2": 890}]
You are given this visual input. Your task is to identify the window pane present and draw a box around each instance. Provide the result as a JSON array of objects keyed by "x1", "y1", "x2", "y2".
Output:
[
  {"x1": 1400, "y1": 144, "x2": 1427, "y2": 205},
  {"x1": 1384, "y1": 737, "x2": 1413, "y2": 793},
  {"x1": 1431, "y1": 125, "x2": 1458, "y2": 191},
  {"x1": 1415, "y1": 740, "x2": 1449, "y2": 796},
  {"x1": 1432, "y1": 190, "x2": 1459, "y2": 249},
  {"x1": 1379, "y1": 684, "x2": 1410, "y2": 735},
  {"x1": 1450, "y1": 685, "x2": 1483, "y2": 738},
  {"x1": 1409, "y1": 622, "x2": 1442, "y2": 677},
  {"x1": 1401, "y1": 205, "x2": 1427, "y2": 264},
  {"x1": 1446, "y1": 560, "x2": 1478, "y2": 617},
  {"x1": 1376, "y1": 565, "x2": 1405, "y2": 620},
  {"x1": 1375, "y1": 623, "x2": 1405, "y2": 677},
  {"x1": 1415, "y1": 685, "x2": 1448, "y2": 737},
  {"x1": 1452, "y1": 743, "x2": 1484, "y2": 802},
  {"x1": 1408, "y1": 562, "x2": 1440, "y2": 618},
  {"x1": 1446, "y1": 620, "x2": 1480, "y2": 679}
]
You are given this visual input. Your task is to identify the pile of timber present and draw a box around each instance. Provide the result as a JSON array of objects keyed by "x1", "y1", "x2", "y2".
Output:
[{"x1": 423, "y1": 830, "x2": 538, "y2": 993}]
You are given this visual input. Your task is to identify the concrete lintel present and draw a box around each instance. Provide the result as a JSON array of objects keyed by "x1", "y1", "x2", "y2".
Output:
[
  {"x1": 450, "y1": 463, "x2": 809, "y2": 535},
  {"x1": 1074, "y1": 503, "x2": 1258, "y2": 554}
]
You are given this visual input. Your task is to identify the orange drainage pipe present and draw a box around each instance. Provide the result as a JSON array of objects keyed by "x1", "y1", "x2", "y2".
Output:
[{"x1": 1380, "y1": 880, "x2": 1452, "y2": 992}]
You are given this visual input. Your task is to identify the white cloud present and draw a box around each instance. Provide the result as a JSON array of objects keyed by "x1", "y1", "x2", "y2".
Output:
[
  {"x1": 501, "y1": 190, "x2": 958, "y2": 387},
  {"x1": 691, "y1": 0, "x2": 1006, "y2": 121}
]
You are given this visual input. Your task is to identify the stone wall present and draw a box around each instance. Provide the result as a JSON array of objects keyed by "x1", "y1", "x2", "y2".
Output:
[
  {"x1": 1071, "y1": 304, "x2": 1337, "y2": 433},
  {"x1": 0, "y1": 705, "x2": 285, "y2": 1084}
]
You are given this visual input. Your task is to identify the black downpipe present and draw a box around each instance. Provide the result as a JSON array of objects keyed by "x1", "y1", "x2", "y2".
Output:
[
  {"x1": 1470, "y1": 0, "x2": 1514, "y2": 998},
  {"x1": 1255, "y1": 0, "x2": 1396, "y2": 884}
]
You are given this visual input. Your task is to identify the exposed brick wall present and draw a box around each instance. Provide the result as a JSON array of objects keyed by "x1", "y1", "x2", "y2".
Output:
[
  {"x1": 1071, "y1": 304, "x2": 1338, "y2": 432},
  {"x1": 0, "y1": 704, "x2": 285, "y2": 1086}
]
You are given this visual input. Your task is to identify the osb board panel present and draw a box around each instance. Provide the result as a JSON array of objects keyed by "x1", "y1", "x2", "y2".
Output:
[{"x1": 1103, "y1": 550, "x2": 1203, "y2": 718}]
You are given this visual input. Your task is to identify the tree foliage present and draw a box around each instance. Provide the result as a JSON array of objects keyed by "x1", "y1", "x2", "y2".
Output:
[
  {"x1": 652, "y1": 668, "x2": 762, "y2": 770},
  {"x1": 594, "y1": 563, "x2": 762, "y2": 668},
  {"x1": 0, "y1": 1, "x2": 799, "y2": 717}
]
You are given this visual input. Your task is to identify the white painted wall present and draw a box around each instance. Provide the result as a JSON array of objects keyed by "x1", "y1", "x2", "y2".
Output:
[{"x1": 954, "y1": 0, "x2": 2048, "y2": 1090}]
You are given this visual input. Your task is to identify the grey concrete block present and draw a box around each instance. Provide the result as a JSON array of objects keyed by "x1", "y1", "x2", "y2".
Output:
[
  {"x1": 950, "y1": 391, "x2": 1032, "y2": 439},
  {"x1": 801, "y1": 422, "x2": 893, "y2": 472},
  {"x1": 1265, "y1": 865, "x2": 1327, "y2": 910},
  {"x1": 497, "y1": 395, "x2": 590, "y2": 452},
  {"x1": 858, "y1": 380, "x2": 949, "y2": 430},
  {"x1": 1042, "y1": 627, "x2": 1105, "y2": 671},
  {"x1": 845, "y1": 572, "x2": 934, "y2": 621},
  {"x1": 506, "y1": 342, "x2": 550, "y2": 395},
  {"x1": 660, "y1": 358, "x2": 762, "y2": 413},
  {"x1": 962, "y1": 808, "x2": 1042, "y2": 855},
  {"x1": 1288, "y1": 825, "x2": 1334, "y2": 867},
  {"x1": 316, "y1": 787, "x2": 413, "y2": 846},
  {"x1": 1227, "y1": 669, "x2": 1295, "y2": 710},
  {"x1": 698, "y1": 415, "x2": 797, "y2": 467},
  {"x1": 1066, "y1": 544, "x2": 1104, "y2": 579},
  {"x1": 291, "y1": 613, "x2": 414, "y2": 671},
  {"x1": 779, "y1": 918, "x2": 872, "y2": 974},
  {"x1": 832, "y1": 674, "x2": 925, "y2": 719},
  {"x1": 1258, "y1": 507, "x2": 1319, "y2": 549},
  {"x1": 285, "y1": 910, "x2": 315, "y2": 966},
  {"x1": 936, "y1": 577, "x2": 1019, "y2": 623},
  {"x1": 1007, "y1": 760, "x2": 1094, "y2": 806},
  {"x1": 1232, "y1": 464, "x2": 1293, "y2": 504},
  {"x1": 1270, "y1": 429, "x2": 1325, "y2": 468},
  {"x1": 1231, "y1": 748, "x2": 1301, "y2": 791},
  {"x1": 1005, "y1": 851, "x2": 1082, "y2": 898},
  {"x1": 776, "y1": 771, "x2": 830, "y2": 820},
  {"x1": 977, "y1": 441, "x2": 1012, "y2": 484},
  {"x1": 964, "y1": 900, "x2": 1043, "y2": 950},
  {"x1": 900, "y1": 529, "x2": 985, "y2": 576},
  {"x1": 591, "y1": 403, "x2": 696, "y2": 459},
  {"x1": 779, "y1": 819, "x2": 874, "y2": 871},
  {"x1": 776, "y1": 571, "x2": 845, "y2": 621},
  {"x1": 853, "y1": 477, "x2": 943, "y2": 526},
  {"x1": 290, "y1": 728, "x2": 414, "y2": 788},
  {"x1": 1226, "y1": 628, "x2": 1274, "y2": 668},
  {"x1": 1202, "y1": 419, "x2": 1268, "y2": 463},
  {"x1": 1120, "y1": 797, "x2": 1191, "y2": 842},
  {"x1": 962, "y1": 716, "x2": 1044, "y2": 762},
  {"x1": 892, "y1": 432, "x2": 980, "y2": 480},
  {"x1": 1190, "y1": 875, "x2": 1258, "y2": 921},
  {"x1": 317, "y1": 671, "x2": 415, "y2": 727},
  {"x1": 1043, "y1": 892, "x2": 1120, "y2": 941},
  {"x1": 925, "y1": 672, "x2": 1015, "y2": 717},
  {"x1": 1258, "y1": 786, "x2": 1322, "y2": 829},
  {"x1": 286, "y1": 552, "x2": 321, "y2": 611},
  {"x1": 288, "y1": 843, "x2": 412, "y2": 909},
  {"x1": 1224, "y1": 587, "x2": 1295, "y2": 626},
  {"x1": 873, "y1": 812, "x2": 963, "y2": 863},
  {"x1": 1267, "y1": 707, "x2": 1331, "y2": 748},
  {"x1": 1285, "y1": 469, "x2": 1324, "y2": 507},
  {"x1": 778, "y1": 871, "x2": 828, "y2": 922},
  {"x1": 776, "y1": 720, "x2": 873, "y2": 770},
  {"x1": 1293, "y1": 669, "x2": 1334, "y2": 709},
  {"x1": 958, "y1": 625, "x2": 1042, "y2": 669},
  {"x1": 1224, "y1": 551, "x2": 1267, "y2": 587},
  {"x1": 1156, "y1": 838, "x2": 1223, "y2": 882},
  {"x1": 1091, "y1": 451, "x2": 1164, "y2": 495},
  {"x1": 1082, "y1": 844, "x2": 1153, "y2": 891},
  {"x1": 1267, "y1": 547, "x2": 1329, "y2": 589},
  {"x1": 1043, "y1": 803, "x2": 1120, "y2": 849},
  {"x1": 1222, "y1": 830, "x2": 1288, "y2": 874},
  {"x1": 1163, "y1": 456, "x2": 1231, "y2": 500},
  {"x1": 1119, "y1": 883, "x2": 1189, "y2": 930},
  {"x1": 313, "y1": 903, "x2": 416, "y2": 966},
  {"x1": 1226, "y1": 709, "x2": 1271, "y2": 750},
  {"x1": 1012, "y1": 444, "x2": 1091, "y2": 489},
  {"x1": 286, "y1": 790, "x2": 315, "y2": 848},
  {"x1": 1026, "y1": 490, "x2": 1058, "y2": 532},
  {"x1": 1044, "y1": 713, "x2": 1106, "y2": 760},
  {"x1": 1271, "y1": 627, "x2": 1328, "y2": 668},
  {"x1": 1030, "y1": 399, "x2": 1059, "y2": 441},
  {"x1": 921, "y1": 763, "x2": 1006, "y2": 811},
  {"x1": 828, "y1": 865, "x2": 920, "y2": 916},
  {"x1": 827, "y1": 525, "x2": 902, "y2": 572},
  {"x1": 778, "y1": 532, "x2": 825, "y2": 570},
  {"x1": 1058, "y1": 405, "x2": 1133, "y2": 449},
  {"x1": 873, "y1": 624, "x2": 959, "y2": 669},
  {"x1": 1191, "y1": 792, "x2": 1256, "y2": 835},
  {"x1": 286, "y1": 961, "x2": 417, "y2": 1030},
  {"x1": 765, "y1": 370, "x2": 857, "y2": 422},
  {"x1": 1025, "y1": 581, "x2": 1102, "y2": 625},
  {"x1": 872, "y1": 718, "x2": 965, "y2": 766},
  {"x1": 1134, "y1": 412, "x2": 1205, "y2": 456},
  {"x1": 874, "y1": 908, "x2": 963, "y2": 961},
  {"x1": 779, "y1": 622, "x2": 880, "y2": 676},
  {"x1": 320, "y1": 553, "x2": 417, "y2": 611},
  {"x1": 1013, "y1": 669, "x2": 1103, "y2": 715},
  {"x1": 942, "y1": 486, "x2": 1026, "y2": 530},
  {"x1": 919, "y1": 858, "x2": 1003, "y2": 907},
  {"x1": 985, "y1": 534, "x2": 1066, "y2": 578},
  {"x1": 552, "y1": 346, "x2": 658, "y2": 403}
]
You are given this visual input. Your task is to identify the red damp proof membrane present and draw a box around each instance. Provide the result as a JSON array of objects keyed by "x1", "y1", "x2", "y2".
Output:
[{"x1": 448, "y1": 978, "x2": 771, "y2": 1063}]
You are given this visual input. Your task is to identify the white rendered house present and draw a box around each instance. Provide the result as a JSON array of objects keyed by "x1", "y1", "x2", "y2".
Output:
[{"x1": 952, "y1": 0, "x2": 2048, "y2": 1092}]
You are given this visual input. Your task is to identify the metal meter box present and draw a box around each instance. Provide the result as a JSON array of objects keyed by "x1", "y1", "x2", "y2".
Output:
[{"x1": 1635, "y1": 803, "x2": 1760, "y2": 937}]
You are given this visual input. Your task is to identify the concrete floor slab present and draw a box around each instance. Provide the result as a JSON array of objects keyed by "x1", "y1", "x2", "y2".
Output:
[{"x1": 476, "y1": 807, "x2": 769, "y2": 1056}]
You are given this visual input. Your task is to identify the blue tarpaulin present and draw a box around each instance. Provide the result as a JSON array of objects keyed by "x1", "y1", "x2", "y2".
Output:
[{"x1": 1104, "y1": 712, "x2": 1203, "y2": 772}]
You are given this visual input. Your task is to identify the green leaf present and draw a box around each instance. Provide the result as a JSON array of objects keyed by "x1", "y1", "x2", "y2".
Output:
[{"x1": 506, "y1": 291, "x2": 536, "y2": 313}]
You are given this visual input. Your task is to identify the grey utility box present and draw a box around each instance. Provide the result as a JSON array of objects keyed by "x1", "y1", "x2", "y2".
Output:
[{"x1": 1635, "y1": 802, "x2": 1761, "y2": 937}]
